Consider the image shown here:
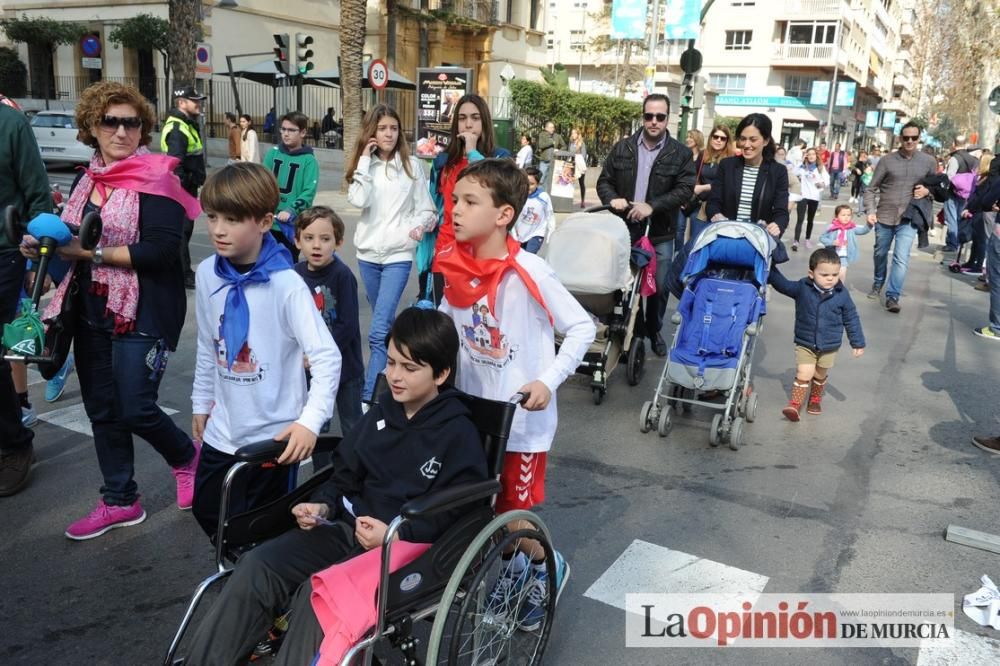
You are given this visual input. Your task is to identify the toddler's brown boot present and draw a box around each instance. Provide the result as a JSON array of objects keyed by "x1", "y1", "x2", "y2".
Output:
[{"x1": 782, "y1": 379, "x2": 810, "y2": 422}]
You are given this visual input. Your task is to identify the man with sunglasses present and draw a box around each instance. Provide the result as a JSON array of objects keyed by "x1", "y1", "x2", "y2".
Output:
[
  {"x1": 161, "y1": 84, "x2": 207, "y2": 289},
  {"x1": 863, "y1": 121, "x2": 937, "y2": 313},
  {"x1": 596, "y1": 94, "x2": 695, "y2": 356}
]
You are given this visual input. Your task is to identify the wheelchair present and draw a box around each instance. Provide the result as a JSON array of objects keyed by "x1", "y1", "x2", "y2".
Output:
[{"x1": 165, "y1": 390, "x2": 560, "y2": 665}]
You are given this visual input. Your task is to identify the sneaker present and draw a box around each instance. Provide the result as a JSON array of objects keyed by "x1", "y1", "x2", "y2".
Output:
[
  {"x1": 972, "y1": 435, "x2": 1000, "y2": 455},
  {"x1": 791, "y1": 241, "x2": 799, "y2": 251},
  {"x1": 21, "y1": 405, "x2": 37, "y2": 428},
  {"x1": 44, "y1": 352, "x2": 75, "y2": 402},
  {"x1": 65, "y1": 499, "x2": 146, "y2": 540},
  {"x1": 518, "y1": 551, "x2": 570, "y2": 632},
  {"x1": 867, "y1": 287, "x2": 881, "y2": 300},
  {"x1": 805, "y1": 239, "x2": 814, "y2": 249},
  {"x1": 0, "y1": 444, "x2": 35, "y2": 497},
  {"x1": 172, "y1": 439, "x2": 201, "y2": 510},
  {"x1": 885, "y1": 298, "x2": 901, "y2": 313},
  {"x1": 485, "y1": 552, "x2": 529, "y2": 618},
  {"x1": 975, "y1": 282, "x2": 991, "y2": 292},
  {"x1": 961, "y1": 266, "x2": 984, "y2": 275},
  {"x1": 973, "y1": 327, "x2": 1000, "y2": 341}
]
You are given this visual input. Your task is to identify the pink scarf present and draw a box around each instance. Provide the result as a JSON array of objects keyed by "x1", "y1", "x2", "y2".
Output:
[
  {"x1": 44, "y1": 148, "x2": 201, "y2": 332},
  {"x1": 828, "y1": 219, "x2": 857, "y2": 247}
]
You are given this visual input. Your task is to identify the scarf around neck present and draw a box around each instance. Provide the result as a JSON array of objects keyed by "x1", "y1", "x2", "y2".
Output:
[
  {"x1": 212, "y1": 232, "x2": 293, "y2": 369},
  {"x1": 435, "y1": 235, "x2": 553, "y2": 324},
  {"x1": 828, "y1": 219, "x2": 857, "y2": 246}
]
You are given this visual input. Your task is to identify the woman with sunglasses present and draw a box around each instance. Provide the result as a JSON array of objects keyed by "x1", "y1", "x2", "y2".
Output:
[
  {"x1": 706, "y1": 113, "x2": 790, "y2": 263},
  {"x1": 681, "y1": 126, "x2": 734, "y2": 246},
  {"x1": 20, "y1": 82, "x2": 201, "y2": 540}
]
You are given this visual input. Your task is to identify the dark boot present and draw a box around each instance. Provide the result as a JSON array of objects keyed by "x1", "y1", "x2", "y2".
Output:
[
  {"x1": 807, "y1": 377, "x2": 827, "y2": 415},
  {"x1": 0, "y1": 444, "x2": 35, "y2": 496},
  {"x1": 782, "y1": 380, "x2": 809, "y2": 422}
]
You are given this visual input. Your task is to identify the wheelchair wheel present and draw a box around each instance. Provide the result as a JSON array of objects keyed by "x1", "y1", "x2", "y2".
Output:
[{"x1": 427, "y1": 511, "x2": 556, "y2": 665}]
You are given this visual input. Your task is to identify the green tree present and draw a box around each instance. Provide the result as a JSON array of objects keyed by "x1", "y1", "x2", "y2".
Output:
[
  {"x1": 0, "y1": 15, "x2": 85, "y2": 100},
  {"x1": 0, "y1": 46, "x2": 28, "y2": 97},
  {"x1": 340, "y1": 0, "x2": 367, "y2": 192},
  {"x1": 539, "y1": 63, "x2": 570, "y2": 89},
  {"x1": 108, "y1": 14, "x2": 171, "y2": 110},
  {"x1": 168, "y1": 0, "x2": 200, "y2": 91}
]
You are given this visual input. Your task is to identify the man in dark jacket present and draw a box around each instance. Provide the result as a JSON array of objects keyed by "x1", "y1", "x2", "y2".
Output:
[
  {"x1": 597, "y1": 94, "x2": 695, "y2": 355},
  {"x1": 161, "y1": 84, "x2": 207, "y2": 289},
  {"x1": 0, "y1": 102, "x2": 47, "y2": 496}
]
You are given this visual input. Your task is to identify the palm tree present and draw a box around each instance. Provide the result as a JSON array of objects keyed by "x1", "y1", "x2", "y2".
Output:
[
  {"x1": 340, "y1": 0, "x2": 367, "y2": 191},
  {"x1": 168, "y1": 0, "x2": 199, "y2": 90}
]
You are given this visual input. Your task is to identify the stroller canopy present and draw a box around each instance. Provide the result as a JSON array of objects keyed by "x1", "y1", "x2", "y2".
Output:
[
  {"x1": 681, "y1": 220, "x2": 775, "y2": 287},
  {"x1": 544, "y1": 212, "x2": 631, "y2": 295}
]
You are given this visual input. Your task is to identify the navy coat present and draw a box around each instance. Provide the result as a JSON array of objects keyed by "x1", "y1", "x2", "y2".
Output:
[{"x1": 769, "y1": 267, "x2": 865, "y2": 352}]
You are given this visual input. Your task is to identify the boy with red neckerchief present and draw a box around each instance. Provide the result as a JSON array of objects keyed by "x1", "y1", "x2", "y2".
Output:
[{"x1": 436, "y1": 159, "x2": 596, "y2": 632}]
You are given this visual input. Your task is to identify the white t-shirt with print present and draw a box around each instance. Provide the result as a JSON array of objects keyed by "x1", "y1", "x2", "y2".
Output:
[{"x1": 512, "y1": 191, "x2": 555, "y2": 243}]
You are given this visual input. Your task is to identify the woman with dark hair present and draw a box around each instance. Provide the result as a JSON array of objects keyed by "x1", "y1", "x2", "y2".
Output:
[
  {"x1": 705, "y1": 113, "x2": 790, "y2": 261},
  {"x1": 239, "y1": 114, "x2": 259, "y2": 163},
  {"x1": 346, "y1": 104, "x2": 436, "y2": 401},
  {"x1": 415, "y1": 94, "x2": 512, "y2": 302},
  {"x1": 20, "y1": 81, "x2": 201, "y2": 539}
]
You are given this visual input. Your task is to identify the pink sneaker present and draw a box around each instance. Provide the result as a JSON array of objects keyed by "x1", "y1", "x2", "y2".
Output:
[
  {"x1": 65, "y1": 499, "x2": 146, "y2": 540},
  {"x1": 173, "y1": 439, "x2": 201, "y2": 510},
  {"x1": 805, "y1": 239, "x2": 814, "y2": 249}
]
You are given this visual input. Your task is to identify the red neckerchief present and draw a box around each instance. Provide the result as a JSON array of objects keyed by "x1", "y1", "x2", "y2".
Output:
[
  {"x1": 434, "y1": 157, "x2": 468, "y2": 250},
  {"x1": 435, "y1": 235, "x2": 553, "y2": 324},
  {"x1": 829, "y1": 219, "x2": 857, "y2": 246}
]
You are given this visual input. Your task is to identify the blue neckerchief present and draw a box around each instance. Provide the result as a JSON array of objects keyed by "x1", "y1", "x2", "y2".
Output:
[
  {"x1": 528, "y1": 187, "x2": 543, "y2": 199},
  {"x1": 212, "y1": 233, "x2": 292, "y2": 369}
]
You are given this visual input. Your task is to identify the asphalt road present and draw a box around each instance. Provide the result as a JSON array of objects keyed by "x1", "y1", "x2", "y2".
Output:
[{"x1": 3, "y1": 170, "x2": 999, "y2": 665}]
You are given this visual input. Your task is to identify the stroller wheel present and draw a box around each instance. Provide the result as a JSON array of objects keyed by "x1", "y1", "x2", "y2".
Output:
[
  {"x1": 729, "y1": 417, "x2": 746, "y2": 451},
  {"x1": 626, "y1": 339, "x2": 645, "y2": 386},
  {"x1": 709, "y1": 414, "x2": 723, "y2": 447},
  {"x1": 745, "y1": 393, "x2": 759, "y2": 423},
  {"x1": 592, "y1": 388, "x2": 605, "y2": 405},
  {"x1": 639, "y1": 401, "x2": 654, "y2": 433},
  {"x1": 657, "y1": 406, "x2": 672, "y2": 438}
]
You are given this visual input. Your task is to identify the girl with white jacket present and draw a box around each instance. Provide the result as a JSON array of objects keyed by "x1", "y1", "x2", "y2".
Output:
[
  {"x1": 346, "y1": 105, "x2": 436, "y2": 400},
  {"x1": 793, "y1": 147, "x2": 826, "y2": 251}
]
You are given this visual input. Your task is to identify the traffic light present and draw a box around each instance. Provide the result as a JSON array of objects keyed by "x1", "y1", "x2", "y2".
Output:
[
  {"x1": 680, "y1": 73, "x2": 694, "y2": 109},
  {"x1": 295, "y1": 33, "x2": 314, "y2": 75},
  {"x1": 273, "y1": 33, "x2": 290, "y2": 75},
  {"x1": 691, "y1": 77, "x2": 705, "y2": 110}
]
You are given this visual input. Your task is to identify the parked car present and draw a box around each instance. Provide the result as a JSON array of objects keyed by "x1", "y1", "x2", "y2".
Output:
[{"x1": 31, "y1": 110, "x2": 92, "y2": 164}]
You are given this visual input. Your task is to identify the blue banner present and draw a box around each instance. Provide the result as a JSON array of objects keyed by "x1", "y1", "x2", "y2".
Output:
[
  {"x1": 865, "y1": 110, "x2": 880, "y2": 128},
  {"x1": 611, "y1": 0, "x2": 648, "y2": 40},
  {"x1": 882, "y1": 111, "x2": 897, "y2": 128},
  {"x1": 810, "y1": 81, "x2": 830, "y2": 106},
  {"x1": 835, "y1": 82, "x2": 856, "y2": 107},
  {"x1": 664, "y1": 0, "x2": 701, "y2": 40}
]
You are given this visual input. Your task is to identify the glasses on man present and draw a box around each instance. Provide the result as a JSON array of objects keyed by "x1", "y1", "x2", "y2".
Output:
[
  {"x1": 279, "y1": 126, "x2": 302, "y2": 133},
  {"x1": 643, "y1": 113, "x2": 667, "y2": 122},
  {"x1": 99, "y1": 115, "x2": 142, "y2": 132},
  {"x1": 711, "y1": 134, "x2": 728, "y2": 141},
  {"x1": 900, "y1": 135, "x2": 919, "y2": 142}
]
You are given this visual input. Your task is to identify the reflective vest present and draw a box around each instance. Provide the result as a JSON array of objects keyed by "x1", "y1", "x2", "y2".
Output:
[{"x1": 160, "y1": 115, "x2": 203, "y2": 155}]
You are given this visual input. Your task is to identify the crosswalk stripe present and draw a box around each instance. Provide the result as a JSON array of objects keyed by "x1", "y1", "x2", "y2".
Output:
[
  {"x1": 584, "y1": 539, "x2": 770, "y2": 615},
  {"x1": 27, "y1": 367, "x2": 46, "y2": 387},
  {"x1": 37, "y1": 403, "x2": 179, "y2": 437},
  {"x1": 917, "y1": 627, "x2": 1000, "y2": 664}
]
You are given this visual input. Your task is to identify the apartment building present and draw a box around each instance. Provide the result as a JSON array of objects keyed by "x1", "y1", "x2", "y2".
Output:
[{"x1": 701, "y1": 0, "x2": 911, "y2": 150}]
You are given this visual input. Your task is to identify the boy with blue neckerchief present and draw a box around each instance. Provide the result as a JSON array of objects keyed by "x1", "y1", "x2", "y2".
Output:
[{"x1": 190, "y1": 162, "x2": 340, "y2": 538}]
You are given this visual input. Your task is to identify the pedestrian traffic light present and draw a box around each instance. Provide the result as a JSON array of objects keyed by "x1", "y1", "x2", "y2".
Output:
[
  {"x1": 295, "y1": 33, "x2": 314, "y2": 75},
  {"x1": 273, "y1": 33, "x2": 290, "y2": 75},
  {"x1": 680, "y1": 73, "x2": 694, "y2": 109}
]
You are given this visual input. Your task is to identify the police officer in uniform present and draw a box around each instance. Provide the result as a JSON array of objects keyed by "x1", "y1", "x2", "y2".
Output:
[{"x1": 162, "y1": 85, "x2": 207, "y2": 289}]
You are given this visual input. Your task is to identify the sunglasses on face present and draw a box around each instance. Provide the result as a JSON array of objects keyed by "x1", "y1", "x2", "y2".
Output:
[
  {"x1": 643, "y1": 113, "x2": 667, "y2": 122},
  {"x1": 99, "y1": 115, "x2": 142, "y2": 132},
  {"x1": 711, "y1": 134, "x2": 728, "y2": 141},
  {"x1": 901, "y1": 135, "x2": 919, "y2": 142}
]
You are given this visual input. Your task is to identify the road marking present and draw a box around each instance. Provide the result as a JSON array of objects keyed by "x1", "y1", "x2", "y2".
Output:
[
  {"x1": 27, "y1": 367, "x2": 45, "y2": 386},
  {"x1": 37, "y1": 403, "x2": 179, "y2": 437},
  {"x1": 917, "y1": 627, "x2": 1000, "y2": 664},
  {"x1": 584, "y1": 539, "x2": 770, "y2": 614}
]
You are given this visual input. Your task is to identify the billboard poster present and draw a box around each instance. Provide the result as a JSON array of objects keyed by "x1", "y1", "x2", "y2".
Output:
[
  {"x1": 664, "y1": 0, "x2": 701, "y2": 40},
  {"x1": 881, "y1": 111, "x2": 897, "y2": 129},
  {"x1": 865, "y1": 110, "x2": 880, "y2": 128},
  {"x1": 835, "y1": 82, "x2": 856, "y2": 107},
  {"x1": 415, "y1": 67, "x2": 472, "y2": 158},
  {"x1": 810, "y1": 81, "x2": 830, "y2": 106},
  {"x1": 611, "y1": 0, "x2": 647, "y2": 40},
  {"x1": 550, "y1": 156, "x2": 578, "y2": 200}
]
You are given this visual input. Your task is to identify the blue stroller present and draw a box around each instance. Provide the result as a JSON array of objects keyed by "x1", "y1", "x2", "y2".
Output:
[{"x1": 639, "y1": 221, "x2": 774, "y2": 450}]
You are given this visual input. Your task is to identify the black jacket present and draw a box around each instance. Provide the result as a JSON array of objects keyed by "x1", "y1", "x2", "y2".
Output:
[
  {"x1": 163, "y1": 109, "x2": 206, "y2": 196},
  {"x1": 967, "y1": 159, "x2": 1000, "y2": 214},
  {"x1": 596, "y1": 130, "x2": 695, "y2": 244},
  {"x1": 705, "y1": 156, "x2": 790, "y2": 232},
  {"x1": 311, "y1": 387, "x2": 488, "y2": 543}
]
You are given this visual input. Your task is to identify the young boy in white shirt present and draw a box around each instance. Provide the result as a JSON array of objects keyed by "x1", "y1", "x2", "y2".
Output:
[
  {"x1": 190, "y1": 162, "x2": 341, "y2": 538},
  {"x1": 511, "y1": 166, "x2": 555, "y2": 254},
  {"x1": 436, "y1": 158, "x2": 596, "y2": 631}
]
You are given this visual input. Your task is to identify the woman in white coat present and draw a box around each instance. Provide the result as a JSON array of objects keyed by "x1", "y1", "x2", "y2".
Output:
[
  {"x1": 346, "y1": 104, "x2": 436, "y2": 401},
  {"x1": 239, "y1": 114, "x2": 260, "y2": 163}
]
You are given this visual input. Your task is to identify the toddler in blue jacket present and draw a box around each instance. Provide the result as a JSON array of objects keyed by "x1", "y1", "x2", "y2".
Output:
[
  {"x1": 818, "y1": 204, "x2": 872, "y2": 282},
  {"x1": 769, "y1": 247, "x2": 866, "y2": 421}
]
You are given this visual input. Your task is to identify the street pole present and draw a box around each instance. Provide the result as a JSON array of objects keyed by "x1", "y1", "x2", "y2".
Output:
[
  {"x1": 578, "y1": 7, "x2": 585, "y2": 92},
  {"x1": 647, "y1": 0, "x2": 661, "y2": 76},
  {"x1": 825, "y1": 19, "x2": 841, "y2": 144}
]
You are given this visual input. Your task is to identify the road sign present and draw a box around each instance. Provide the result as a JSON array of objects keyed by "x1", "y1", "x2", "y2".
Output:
[
  {"x1": 369, "y1": 59, "x2": 389, "y2": 90},
  {"x1": 195, "y1": 43, "x2": 212, "y2": 80},
  {"x1": 679, "y1": 47, "x2": 702, "y2": 75},
  {"x1": 80, "y1": 35, "x2": 101, "y2": 58},
  {"x1": 990, "y1": 86, "x2": 1000, "y2": 116}
]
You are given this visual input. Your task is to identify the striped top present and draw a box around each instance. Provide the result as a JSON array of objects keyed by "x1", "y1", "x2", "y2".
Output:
[{"x1": 736, "y1": 165, "x2": 759, "y2": 221}]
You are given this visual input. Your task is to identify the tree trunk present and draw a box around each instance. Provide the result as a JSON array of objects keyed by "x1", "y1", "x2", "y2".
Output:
[
  {"x1": 340, "y1": 0, "x2": 367, "y2": 192},
  {"x1": 168, "y1": 0, "x2": 199, "y2": 90}
]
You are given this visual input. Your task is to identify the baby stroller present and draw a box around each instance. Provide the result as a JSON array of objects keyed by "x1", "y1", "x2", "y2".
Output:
[
  {"x1": 639, "y1": 221, "x2": 774, "y2": 450},
  {"x1": 544, "y1": 208, "x2": 646, "y2": 405}
]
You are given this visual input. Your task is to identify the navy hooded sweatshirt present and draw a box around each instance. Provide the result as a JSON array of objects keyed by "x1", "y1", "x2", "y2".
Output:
[{"x1": 311, "y1": 387, "x2": 488, "y2": 543}]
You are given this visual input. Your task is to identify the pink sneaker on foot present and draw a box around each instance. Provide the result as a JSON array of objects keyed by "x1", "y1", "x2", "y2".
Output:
[
  {"x1": 65, "y1": 499, "x2": 146, "y2": 540},
  {"x1": 173, "y1": 439, "x2": 201, "y2": 510}
]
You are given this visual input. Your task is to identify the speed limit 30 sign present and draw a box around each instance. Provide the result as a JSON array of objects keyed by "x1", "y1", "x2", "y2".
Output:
[{"x1": 369, "y1": 59, "x2": 389, "y2": 90}]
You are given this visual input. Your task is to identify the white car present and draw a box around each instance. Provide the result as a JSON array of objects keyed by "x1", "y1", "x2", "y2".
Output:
[{"x1": 31, "y1": 111, "x2": 93, "y2": 164}]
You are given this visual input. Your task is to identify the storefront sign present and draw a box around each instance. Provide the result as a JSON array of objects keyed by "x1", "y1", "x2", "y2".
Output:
[
  {"x1": 716, "y1": 95, "x2": 825, "y2": 109},
  {"x1": 415, "y1": 67, "x2": 472, "y2": 158}
]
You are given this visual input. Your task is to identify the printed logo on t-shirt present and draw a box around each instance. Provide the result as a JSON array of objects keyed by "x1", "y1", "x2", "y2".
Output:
[
  {"x1": 214, "y1": 314, "x2": 265, "y2": 385},
  {"x1": 420, "y1": 456, "x2": 442, "y2": 479},
  {"x1": 311, "y1": 284, "x2": 338, "y2": 329},
  {"x1": 459, "y1": 299, "x2": 517, "y2": 369}
]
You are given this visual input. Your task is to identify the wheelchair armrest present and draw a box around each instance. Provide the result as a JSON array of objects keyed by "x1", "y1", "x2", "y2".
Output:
[
  {"x1": 232, "y1": 434, "x2": 341, "y2": 464},
  {"x1": 401, "y1": 479, "x2": 501, "y2": 520}
]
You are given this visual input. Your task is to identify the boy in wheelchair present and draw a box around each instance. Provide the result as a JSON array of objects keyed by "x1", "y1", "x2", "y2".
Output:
[{"x1": 182, "y1": 307, "x2": 488, "y2": 665}]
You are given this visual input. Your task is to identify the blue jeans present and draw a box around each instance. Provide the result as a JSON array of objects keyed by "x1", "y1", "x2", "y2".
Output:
[
  {"x1": 313, "y1": 375, "x2": 363, "y2": 469},
  {"x1": 830, "y1": 170, "x2": 843, "y2": 198},
  {"x1": 538, "y1": 160, "x2": 551, "y2": 189},
  {"x1": 872, "y1": 222, "x2": 917, "y2": 301},
  {"x1": 675, "y1": 210, "x2": 709, "y2": 249},
  {"x1": 644, "y1": 239, "x2": 675, "y2": 338},
  {"x1": 74, "y1": 326, "x2": 194, "y2": 505},
  {"x1": 943, "y1": 196, "x2": 966, "y2": 251},
  {"x1": 357, "y1": 259, "x2": 411, "y2": 401},
  {"x1": 987, "y1": 231, "x2": 1000, "y2": 334}
]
